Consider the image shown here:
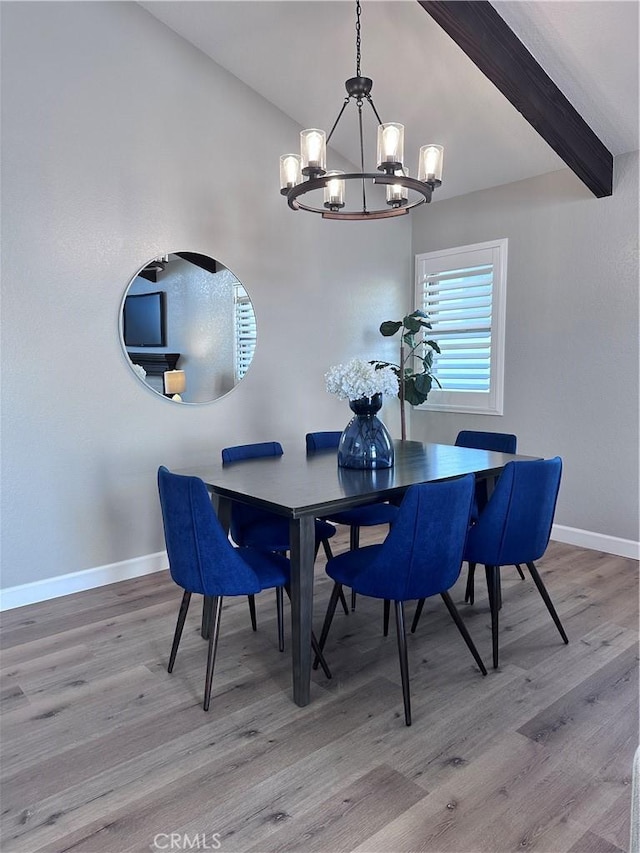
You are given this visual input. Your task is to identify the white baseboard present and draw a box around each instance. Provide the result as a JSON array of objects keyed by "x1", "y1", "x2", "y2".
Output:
[
  {"x1": 1, "y1": 526, "x2": 638, "y2": 612},
  {"x1": 0, "y1": 551, "x2": 168, "y2": 612},
  {"x1": 551, "y1": 524, "x2": 639, "y2": 560}
]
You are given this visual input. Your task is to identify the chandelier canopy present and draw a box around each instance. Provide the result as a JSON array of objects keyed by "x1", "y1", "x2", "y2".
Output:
[{"x1": 279, "y1": 1, "x2": 443, "y2": 221}]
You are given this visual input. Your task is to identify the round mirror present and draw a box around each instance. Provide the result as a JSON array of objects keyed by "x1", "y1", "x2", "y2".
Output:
[{"x1": 119, "y1": 252, "x2": 256, "y2": 404}]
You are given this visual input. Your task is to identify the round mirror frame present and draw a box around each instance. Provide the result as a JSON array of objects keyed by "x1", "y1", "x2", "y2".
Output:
[{"x1": 119, "y1": 252, "x2": 256, "y2": 405}]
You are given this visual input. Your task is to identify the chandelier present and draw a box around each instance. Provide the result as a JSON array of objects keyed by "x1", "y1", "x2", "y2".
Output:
[{"x1": 279, "y1": 1, "x2": 443, "y2": 221}]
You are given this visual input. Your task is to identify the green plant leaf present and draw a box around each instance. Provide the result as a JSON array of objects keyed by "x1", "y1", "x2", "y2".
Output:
[
  {"x1": 414, "y1": 373, "x2": 433, "y2": 397},
  {"x1": 404, "y1": 317, "x2": 422, "y2": 334},
  {"x1": 426, "y1": 340, "x2": 441, "y2": 353},
  {"x1": 404, "y1": 379, "x2": 426, "y2": 405},
  {"x1": 380, "y1": 320, "x2": 403, "y2": 336}
]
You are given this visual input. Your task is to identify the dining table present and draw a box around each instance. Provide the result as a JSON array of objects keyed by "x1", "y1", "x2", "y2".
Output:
[{"x1": 177, "y1": 439, "x2": 535, "y2": 707}]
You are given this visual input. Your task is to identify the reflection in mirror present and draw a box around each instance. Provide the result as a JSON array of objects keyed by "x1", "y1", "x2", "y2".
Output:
[{"x1": 120, "y1": 253, "x2": 256, "y2": 404}]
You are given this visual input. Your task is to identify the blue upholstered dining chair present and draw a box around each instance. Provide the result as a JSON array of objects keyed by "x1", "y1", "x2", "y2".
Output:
[
  {"x1": 454, "y1": 429, "x2": 524, "y2": 602},
  {"x1": 306, "y1": 431, "x2": 399, "y2": 616},
  {"x1": 221, "y1": 441, "x2": 337, "y2": 630},
  {"x1": 411, "y1": 457, "x2": 568, "y2": 670},
  {"x1": 314, "y1": 475, "x2": 487, "y2": 726},
  {"x1": 157, "y1": 466, "x2": 331, "y2": 711}
]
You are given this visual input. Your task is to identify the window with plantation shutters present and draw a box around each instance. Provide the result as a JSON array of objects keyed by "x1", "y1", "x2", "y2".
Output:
[
  {"x1": 415, "y1": 239, "x2": 507, "y2": 414},
  {"x1": 234, "y1": 284, "x2": 256, "y2": 381}
]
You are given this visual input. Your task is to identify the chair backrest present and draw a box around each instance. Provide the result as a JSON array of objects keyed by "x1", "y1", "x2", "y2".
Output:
[
  {"x1": 157, "y1": 466, "x2": 262, "y2": 596},
  {"x1": 306, "y1": 431, "x2": 341, "y2": 452},
  {"x1": 221, "y1": 441, "x2": 283, "y2": 464},
  {"x1": 465, "y1": 457, "x2": 562, "y2": 567},
  {"x1": 455, "y1": 430, "x2": 517, "y2": 454},
  {"x1": 220, "y1": 442, "x2": 284, "y2": 543},
  {"x1": 361, "y1": 475, "x2": 475, "y2": 601}
]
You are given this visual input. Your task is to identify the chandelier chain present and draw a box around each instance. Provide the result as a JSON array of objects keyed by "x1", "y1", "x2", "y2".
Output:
[{"x1": 355, "y1": 0, "x2": 362, "y2": 78}]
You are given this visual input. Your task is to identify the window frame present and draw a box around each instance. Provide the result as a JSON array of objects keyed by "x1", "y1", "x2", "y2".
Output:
[{"x1": 415, "y1": 238, "x2": 508, "y2": 415}]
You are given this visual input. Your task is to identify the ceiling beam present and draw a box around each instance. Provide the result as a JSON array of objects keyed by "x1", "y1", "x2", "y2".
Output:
[{"x1": 417, "y1": 0, "x2": 613, "y2": 197}]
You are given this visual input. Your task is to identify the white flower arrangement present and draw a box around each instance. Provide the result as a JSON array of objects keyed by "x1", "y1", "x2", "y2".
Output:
[
  {"x1": 130, "y1": 361, "x2": 147, "y2": 381},
  {"x1": 325, "y1": 358, "x2": 399, "y2": 402}
]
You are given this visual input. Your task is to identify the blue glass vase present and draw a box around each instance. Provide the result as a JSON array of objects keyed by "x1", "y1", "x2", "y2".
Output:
[{"x1": 338, "y1": 393, "x2": 394, "y2": 469}]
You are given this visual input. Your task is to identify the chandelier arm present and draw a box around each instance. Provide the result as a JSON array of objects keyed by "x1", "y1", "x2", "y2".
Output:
[
  {"x1": 326, "y1": 98, "x2": 350, "y2": 146},
  {"x1": 365, "y1": 95, "x2": 384, "y2": 128},
  {"x1": 357, "y1": 102, "x2": 367, "y2": 212}
]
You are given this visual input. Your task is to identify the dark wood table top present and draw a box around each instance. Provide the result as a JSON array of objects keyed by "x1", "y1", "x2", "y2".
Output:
[{"x1": 178, "y1": 440, "x2": 536, "y2": 519}]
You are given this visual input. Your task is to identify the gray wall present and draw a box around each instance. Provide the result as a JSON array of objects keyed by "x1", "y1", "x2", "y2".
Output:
[
  {"x1": 0, "y1": 2, "x2": 410, "y2": 590},
  {"x1": 410, "y1": 154, "x2": 640, "y2": 542}
]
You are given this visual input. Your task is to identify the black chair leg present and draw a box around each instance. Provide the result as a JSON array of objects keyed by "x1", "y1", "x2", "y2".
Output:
[
  {"x1": 410, "y1": 598, "x2": 425, "y2": 633},
  {"x1": 350, "y1": 527, "x2": 360, "y2": 611},
  {"x1": 313, "y1": 582, "x2": 342, "y2": 670},
  {"x1": 201, "y1": 594, "x2": 213, "y2": 638},
  {"x1": 168, "y1": 590, "x2": 191, "y2": 672},
  {"x1": 248, "y1": 594, "x2": 257, "y2": 631},
  {"x1": 203, "y1": 596, "x2": 223, "y2": 711},
  {"x1": 394, "y1": 601, "x2": 411, "y2": 726},
  {"x1": 276, "y1": 586, "x2": 285, "y2": 652},
  {"x1": 515, "y1": 564, "x2": 526, "y2": 580},
  {"x1": 278, "y1": 584, "x2": 332, "y2": 678},
  {"x1": 464, "y1": 562, "x2": 476, "y2": 604},
  {"x1": 485, "y1": 565, "x2": 500, "y2": 669},
  {"x1": 321, "y1": 538, "x2": 334, "y2": 561},
  {"x1": 338, "y1": 588, "x2": 350, "y2": 616},
  {"x1": 526, "y1": 561, "x2": 569, "y2": 645},
  {"x1": 440, "y1": 591, "x2": 487, "y2": 676},
  {"x1": 383, "y1": 599, "x2": 390, "y2": 637},
  {"x1": 311, "y1": 631, "x2": 332, "y2": 679}
]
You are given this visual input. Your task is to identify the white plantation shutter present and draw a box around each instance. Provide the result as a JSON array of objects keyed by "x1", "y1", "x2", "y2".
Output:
[
  {"x1": 415, "y1": 239, "x2": 507, "y2": 414},
  {"x1": 234, "y1": 285, "x2": 256, "y2": 381},
  {"x1": 423, "y1": 264, "x2": 493, "y2": 391}
]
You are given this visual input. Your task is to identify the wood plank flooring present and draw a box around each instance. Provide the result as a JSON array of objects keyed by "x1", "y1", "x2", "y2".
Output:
[{"x1": 1, "y1": 531, "x2": 637, "y2": 853}]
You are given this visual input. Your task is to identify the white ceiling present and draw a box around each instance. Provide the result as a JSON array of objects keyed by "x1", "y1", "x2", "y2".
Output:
[{"x1": 140, "y1": 0, "x2": 639, "y2": 201}]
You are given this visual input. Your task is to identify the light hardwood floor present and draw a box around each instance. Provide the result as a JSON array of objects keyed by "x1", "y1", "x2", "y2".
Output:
[{"x1": 1, "y1": 530, "x2": 637, "y2": 853}]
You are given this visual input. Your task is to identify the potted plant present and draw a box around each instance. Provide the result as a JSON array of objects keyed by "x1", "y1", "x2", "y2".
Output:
[{"x1": 373, "y1": 309, "x2": 441, "y2": 441}]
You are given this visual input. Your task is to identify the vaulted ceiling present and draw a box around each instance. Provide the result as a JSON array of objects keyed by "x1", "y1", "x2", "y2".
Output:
[{"x1": 140, "y1": 0, "x2": 639, "y2": 202}]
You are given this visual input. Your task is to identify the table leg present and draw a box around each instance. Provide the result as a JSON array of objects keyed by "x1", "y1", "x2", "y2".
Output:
[
  {"x1": 288, "y1": 514, "x2": 315, "y2": 706},
  {"x1": 202, "y1": 494, "x2": 232, "y2": 639}
]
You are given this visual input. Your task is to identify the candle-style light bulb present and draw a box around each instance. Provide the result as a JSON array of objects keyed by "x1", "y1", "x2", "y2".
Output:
[
  {"x1": 386, "y1": 179, "x2": 408, "y2": 206},
  {"x1": 383, "y1": 126, "x2": 399, "y2": 156},
  {"x1": 307, "y1": 133, "x2": 322, "y2": 163},
  {"x1": 280, "y1": 154, "x2": 302, "y2": 191},
  {"x1": 418, "y1": 144, "x2": 444, "y2": 184},
  {"x1": 323, "y1": 170, "x2": 345, "y2": 209},
  {"x1": 300, "y1": 128, "x2": 326, "y2": 174},
  {"x1": 377, "y1": 123, "x2": 404, "y2": 171}
]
